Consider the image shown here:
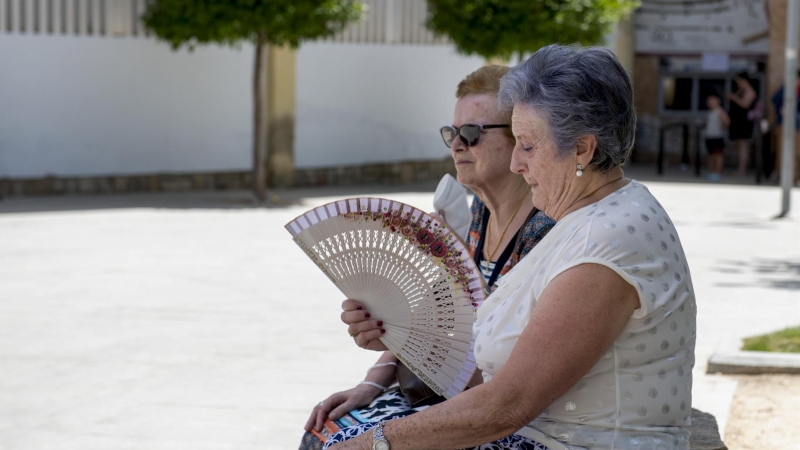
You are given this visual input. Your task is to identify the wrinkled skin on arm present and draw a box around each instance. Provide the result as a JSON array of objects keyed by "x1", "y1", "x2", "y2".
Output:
[{"x1": 330, "y1": 263, "x2": 639, "y2": 450}]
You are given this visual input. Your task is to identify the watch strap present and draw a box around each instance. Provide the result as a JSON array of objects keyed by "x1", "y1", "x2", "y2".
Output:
[{"x1": 373, "y1": 420, "x2": 390, "y2": 450}]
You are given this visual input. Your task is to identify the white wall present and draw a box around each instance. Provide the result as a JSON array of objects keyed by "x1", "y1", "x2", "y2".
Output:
[
  {"x1": 295, "y1": 43, "x2": 482, "y2": 168},
  {"x1": 0, "y1": 35, "x2": 253, "y2": 178},
  {"x1": 0, "y1": 35, "x2": 483, "y2": 179}
]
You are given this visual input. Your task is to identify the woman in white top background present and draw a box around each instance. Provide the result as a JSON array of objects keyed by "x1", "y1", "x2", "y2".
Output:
[
  {"x1": 703, "y1": 94, "x2": 730, "y2": 182},
  {"x1": 331, "y1": 45, "x2": 697, "y2": 450}
]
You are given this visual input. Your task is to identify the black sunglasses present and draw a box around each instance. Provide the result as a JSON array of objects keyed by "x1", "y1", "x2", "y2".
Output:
[{"x1": 439, "y1": 124, "x2": 510, "y2": 148}]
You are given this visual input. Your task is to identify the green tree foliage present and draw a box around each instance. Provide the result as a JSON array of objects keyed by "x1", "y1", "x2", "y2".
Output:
[
  {"x1": 426, "y1": 0, "x2": 639, "y2": 59},
  {"x1": 142, "y1": 0, "x2": 363, "y2": 50}
]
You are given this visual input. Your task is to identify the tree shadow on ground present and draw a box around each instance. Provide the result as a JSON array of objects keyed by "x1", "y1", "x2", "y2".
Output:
[
  {"x1": 715, "y1": 258, "x2": 800, "y2": 291},
  {"x1": 3, "y1": 163, "x2": 796, "y2": 214},
  {"x1": 622, "y1": 164, "x2": 788, "y2": 188},
  {"x1": 705, "y1": 220, "x2": 780, "y2": 230}
]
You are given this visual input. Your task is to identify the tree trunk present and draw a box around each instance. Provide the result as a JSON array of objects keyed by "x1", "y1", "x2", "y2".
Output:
[
  {"x1": 252, "y1": 34, "x2": 269, "y2": 202},
  {"x1": 266, "y1": 44, "x2": 296, "y2": 188}
]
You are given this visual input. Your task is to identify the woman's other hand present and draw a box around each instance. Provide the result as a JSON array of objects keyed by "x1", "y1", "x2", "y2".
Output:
[
  {"x1": 341, "y1": 299, "x2": 388, "y2": 352},
  {"x1": 304, "y1": 384, "x2": 384, "y2": 432}
]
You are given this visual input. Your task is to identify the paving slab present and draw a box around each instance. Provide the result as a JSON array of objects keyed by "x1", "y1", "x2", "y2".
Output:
[{"x1": 0, "y1": 171, "x2": 798, "y2": 449}]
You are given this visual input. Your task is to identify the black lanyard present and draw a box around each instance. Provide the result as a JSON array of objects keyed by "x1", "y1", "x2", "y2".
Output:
[{"x1": 472, "y1": 206, "x2": 522, "y2": 289}]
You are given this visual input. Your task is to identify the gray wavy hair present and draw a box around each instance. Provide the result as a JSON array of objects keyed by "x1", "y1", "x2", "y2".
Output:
[{"x1": 498, "y1": 45, "x2": 636, "y2": 171}]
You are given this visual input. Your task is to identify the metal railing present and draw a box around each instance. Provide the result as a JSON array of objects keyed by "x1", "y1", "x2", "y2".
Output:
[{"x1": 0, "y1": 0, "x2": 449, "y2": 44}]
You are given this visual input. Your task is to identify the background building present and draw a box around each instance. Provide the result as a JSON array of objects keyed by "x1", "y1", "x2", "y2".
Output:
[
  {"x1": 6, "y1": 0, "x2": 788, "y2": 195},
  {"x1": 0, "y1": 0, "x2": 488, "y2": 194},
  {"x1": 631, "y1": 0, "x2": 797, "y2": 174}
]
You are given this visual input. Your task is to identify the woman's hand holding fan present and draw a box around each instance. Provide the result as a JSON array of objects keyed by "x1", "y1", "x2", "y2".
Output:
[
  {"x1": 286, "y1": 197, "x2": 486, "y2": 398},
  {"x1": 341, "y1": 299, "x2": 388, "y2": 352}
]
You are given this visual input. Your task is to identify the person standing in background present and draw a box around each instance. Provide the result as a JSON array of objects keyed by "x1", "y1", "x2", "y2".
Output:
[
  {"x1": 726, "y1": 73, "x2": 757, "y2": 176},
  {"x1": 704, "y1": 94, "x2": 730, "y2": 182}
]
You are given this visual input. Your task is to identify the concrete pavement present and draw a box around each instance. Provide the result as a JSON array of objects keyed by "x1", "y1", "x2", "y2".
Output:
[{"x1": 1, "y1": 174, "x2": 798, "y2": 449}]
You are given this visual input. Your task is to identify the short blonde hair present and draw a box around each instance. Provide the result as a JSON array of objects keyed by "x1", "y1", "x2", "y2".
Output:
[
  {"x1": 456, "y1": 65, "x2": 513, "y2": 133},
  {"x1": 456, "y1": 65, "x2": 509, "y2": 99}
]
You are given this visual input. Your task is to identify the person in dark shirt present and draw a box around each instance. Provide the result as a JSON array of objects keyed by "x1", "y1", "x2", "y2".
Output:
[{"x1": 726, "y1": 73, "x2": 757, "y2": 176}]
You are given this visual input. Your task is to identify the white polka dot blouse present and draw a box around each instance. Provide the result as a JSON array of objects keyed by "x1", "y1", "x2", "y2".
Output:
[{"x1": 474, "y1": 180, "x2": 696, "y2": 450}]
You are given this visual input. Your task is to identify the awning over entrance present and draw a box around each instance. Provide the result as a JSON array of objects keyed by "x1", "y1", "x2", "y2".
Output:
[{"x1": 635, "y1": 0, "x2": 770, "y2": 56}]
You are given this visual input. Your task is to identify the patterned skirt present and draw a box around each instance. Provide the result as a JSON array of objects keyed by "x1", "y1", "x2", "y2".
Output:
[{"x1": 300, "y1": 389, "x2": 549, "y2": 450}]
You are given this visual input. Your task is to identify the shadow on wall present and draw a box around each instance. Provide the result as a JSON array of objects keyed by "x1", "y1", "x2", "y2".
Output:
[
  {"x1": 714, "y1": 258, "x2": 800, "y2": 290},
  {"x1": 0, "y1": 181, "x2": 444, "y2": 214}
]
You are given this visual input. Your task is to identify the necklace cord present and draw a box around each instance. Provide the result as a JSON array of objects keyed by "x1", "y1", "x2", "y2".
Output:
[{"x1": 485, "y1": 192, "x2": 528, "y2": 263}]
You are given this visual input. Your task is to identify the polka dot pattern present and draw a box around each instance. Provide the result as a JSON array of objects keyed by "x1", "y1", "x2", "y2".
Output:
[{"x1": 473, "y1": 181, "x2": 695, "y2": 449}]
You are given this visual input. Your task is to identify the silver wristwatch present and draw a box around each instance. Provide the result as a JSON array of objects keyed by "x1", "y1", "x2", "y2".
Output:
[{"x1": 373, "y1": 420, "x2": 391, "y2": 450}]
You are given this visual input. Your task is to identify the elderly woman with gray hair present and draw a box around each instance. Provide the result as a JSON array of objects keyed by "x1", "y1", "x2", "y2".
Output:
[{"x1": 329, "y1": 45, "x2": 697, "y2": 450}]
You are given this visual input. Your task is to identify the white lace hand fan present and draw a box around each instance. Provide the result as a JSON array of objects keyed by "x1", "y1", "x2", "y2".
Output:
[{"x1": 285, "y1": 197, "x2": 486, "y2": 398}]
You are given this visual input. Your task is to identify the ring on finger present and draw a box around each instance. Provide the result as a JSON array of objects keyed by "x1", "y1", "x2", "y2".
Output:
[
  {"x1": 348, "y1": 328, "x2": 355, "y2": 337},
  {"x1": 318, "y1": 401, "x2": 324, "y2": 407}
]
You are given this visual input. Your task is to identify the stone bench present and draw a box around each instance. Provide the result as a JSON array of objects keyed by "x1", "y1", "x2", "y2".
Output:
[
  {"x1": 689, "y1": 409, "x2": 727, "y2": 450},
  {"x1": 301, "y1": 407, "x2": 726, "y2": 449}
]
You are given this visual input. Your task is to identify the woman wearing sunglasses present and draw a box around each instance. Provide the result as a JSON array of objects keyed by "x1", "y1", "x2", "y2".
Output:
[
  {"x1": 439, "y1": 65, "x2": 554, "y2": 291},
  {"x1": 300, "y1": 65, "x2": 555, "y2": 450},
  {"x1": 332, "y1": 45, "x2": 696, "y2": 450}
]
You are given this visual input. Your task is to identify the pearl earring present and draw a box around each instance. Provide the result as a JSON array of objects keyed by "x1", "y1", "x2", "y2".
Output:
[{"x1": 576, "y1": 163, "x2": 584, "y2": 177}]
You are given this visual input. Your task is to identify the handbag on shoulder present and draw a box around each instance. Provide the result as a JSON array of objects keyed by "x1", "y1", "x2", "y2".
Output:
[{"x1": 395, "y1": 362, "x2": 446, "y2": 407}]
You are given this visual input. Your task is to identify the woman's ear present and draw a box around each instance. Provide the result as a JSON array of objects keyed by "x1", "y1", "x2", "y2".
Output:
[{"x1": 576, "y1": 135, "x2": 598, "y2": 166}]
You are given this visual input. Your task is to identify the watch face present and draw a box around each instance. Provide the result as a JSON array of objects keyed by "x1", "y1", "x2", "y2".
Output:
[{"x1": 373, "y1": 440, "x2": 390, "y2": 450}]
